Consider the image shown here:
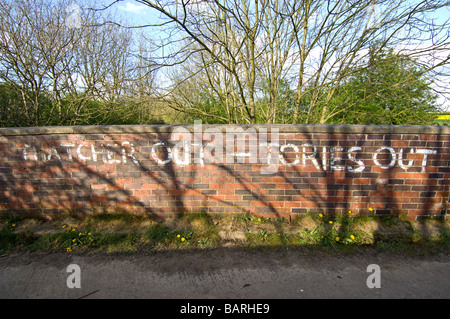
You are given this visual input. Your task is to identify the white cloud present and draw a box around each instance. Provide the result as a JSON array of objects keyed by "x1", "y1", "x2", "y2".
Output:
[{"x1": 118, "y1": 2, "x2": 148, "y2": 14}]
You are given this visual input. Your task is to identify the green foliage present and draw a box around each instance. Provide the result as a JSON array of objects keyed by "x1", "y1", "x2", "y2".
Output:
[
  {"x1": 328, "y1": 46, "x2": 439, "y2": 125},
  {"x1": 0, "y1": 82, "x2": 53, "y2": 127},
  {"x1": 144, "y1": 225, "x2": 170, "y2": 245},
  {"x1": 257, "y1": 78, "x2": 297, "y2": 124},
  {"x1": 59, "y1": 225, "x2": 96, "y2": 252},
  {"x1": 0, "y1": 84, "x2": 166, "y2": 127},
  {"x1": 183, "y1": 91, "x2": 232, "y2": 124},
  {"x1": 0, "y1": 45, "x2": 440, "y2": 127},
  {"x1": 0, "y1": 217, "x2": 38, "y2": 253}
]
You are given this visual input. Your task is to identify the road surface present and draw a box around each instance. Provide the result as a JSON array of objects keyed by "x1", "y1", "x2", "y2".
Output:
[{"x1": 1, "y1": 247, "x2": 449, "y2": 300}]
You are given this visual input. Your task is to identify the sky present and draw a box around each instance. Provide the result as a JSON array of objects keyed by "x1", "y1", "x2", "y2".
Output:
[
  {"x1": 97, "y1": 0, "x2": 157, "y2": 25},
  {"x1": 117, "y1": 1, "x2": 150, "y2": 15}
]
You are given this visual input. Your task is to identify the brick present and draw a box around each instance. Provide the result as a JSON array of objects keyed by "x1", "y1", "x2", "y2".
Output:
[
  {"x1": 91, "y1": 184, "x2": 108, "y2": 190},
  {"x1": 284, "y1": 201, "x2": 301, "y2": 208},
  {"x1": 250, "y1": 201, "x2": 267, "y2": 207},
  {"x1": 201, "y1": 190, "x2": 217, "y2": 195},
  {"x1": 217, "y1": 189, "x2": 234, "y2": 195},
  {"x1": 91, "y1": 195, "x2": 107, "y2": 202},
  {"x1": 1, "y1": 126, "x2": 449, "y2": 219},
  {"x1": 392, "y1": 140, "x2": 409, "y2": 147}
]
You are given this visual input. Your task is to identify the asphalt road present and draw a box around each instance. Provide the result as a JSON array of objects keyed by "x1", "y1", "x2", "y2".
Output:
[{"x1": 1, "y1": 247, "x2": 449, "y2": 300}]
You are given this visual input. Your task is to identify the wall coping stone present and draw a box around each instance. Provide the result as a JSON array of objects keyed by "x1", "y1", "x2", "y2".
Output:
[{"x1": 1, "y1": 124, "x2": 450, "y2": 136}]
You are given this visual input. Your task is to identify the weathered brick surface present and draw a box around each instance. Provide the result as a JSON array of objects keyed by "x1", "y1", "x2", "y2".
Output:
[{"x1": 0, "y1": 124, "x2": 449, "y2": 220}]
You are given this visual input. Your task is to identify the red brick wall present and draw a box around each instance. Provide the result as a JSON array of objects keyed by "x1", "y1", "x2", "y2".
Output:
[{"x1": 0, "y1": 124, "x2": 449, "y2": 220}]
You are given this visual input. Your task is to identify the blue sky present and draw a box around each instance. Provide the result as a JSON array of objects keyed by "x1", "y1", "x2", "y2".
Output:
[{"x1": 92, "y1": 0, "x2": 158, "y2": 26}]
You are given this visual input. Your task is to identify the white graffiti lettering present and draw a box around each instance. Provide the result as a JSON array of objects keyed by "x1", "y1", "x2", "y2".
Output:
[
  {"x1": 347, "y1": 146, "x2": 365, "y2": 173},
  {"x1": 373, "y1": 147, "x2": 396, "y2": 169},
  {"x1": 20, "y1": 138, "x2": 438, "y2": 173}
]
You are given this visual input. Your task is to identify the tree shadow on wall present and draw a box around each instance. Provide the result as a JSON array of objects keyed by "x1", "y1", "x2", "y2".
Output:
[
  {"x1": 0, "y1": 124, "x2": 448, "y2": 248},
  {"x1": 208, "y1": 125, "x2": 450, "y2": 244}
]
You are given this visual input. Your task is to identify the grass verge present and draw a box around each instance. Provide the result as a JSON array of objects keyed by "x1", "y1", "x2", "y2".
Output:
[{"x1": 0, "y1": 211, "x2": 449, "y2": 255}]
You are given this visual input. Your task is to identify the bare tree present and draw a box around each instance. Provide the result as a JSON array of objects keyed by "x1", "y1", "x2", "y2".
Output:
[
  {"x1": 0, "y1": 0, "x2": 155, "y2": 127},
  {"x1": 0, "y1": 0, "x2": 76, "y2": 125},
  {"x1": 286, "y1": 0, "x2": 450, "y2": 124},
  {"x1": 109, "y1": 0, "x2": 449, "y2": 124}
]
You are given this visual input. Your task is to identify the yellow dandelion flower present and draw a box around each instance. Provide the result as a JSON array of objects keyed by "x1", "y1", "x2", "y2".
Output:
[
  {"x1": 66, "y1": 247, "x2": 72, "y2": 252},
  {"x1": 12, "y1": 224, "x2": 16, "y2": 227},
  {"x1": 78, "y1": 232, "x2": 82, "y2": 236},
  {"x1": 348, "y1": 210, "x2": 352, "y2": 214},
  {"x1": 177, "y1": 234, "x2": 180, "y2": 238},
  {"x1": 62, "y1": 225, "x2": 67, "y2": 228},
  {"x1": 350, "y1": 235, "x2": 355, "y2": 240},
  {"x1": 369, "y1": 207, "x2": 374, "y2": 212},
  {"x1": 258, "y1": 218, "x2": 261, "y2": 222},
  {"x1": 181, "y1": 237, "x2": 185, "y2": 242},
  {"x1": 319, "y1": 213, "x2": 323, "y2": 218},
  {"x1": 335, "y1": 237, "x2": 340, "y2": 241},
  {"x1": 72, "y1": 239, "x2": 76, "y2": 242},
  {"x1": 88, "y1": 232, "x2": 91, "y2": 236},
  {"x1": 329, "y1": 221, "x2": 333, "y2": 224},
  {"x1": 72, "y1": 228, "x2": 76, "y2": 232}
]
